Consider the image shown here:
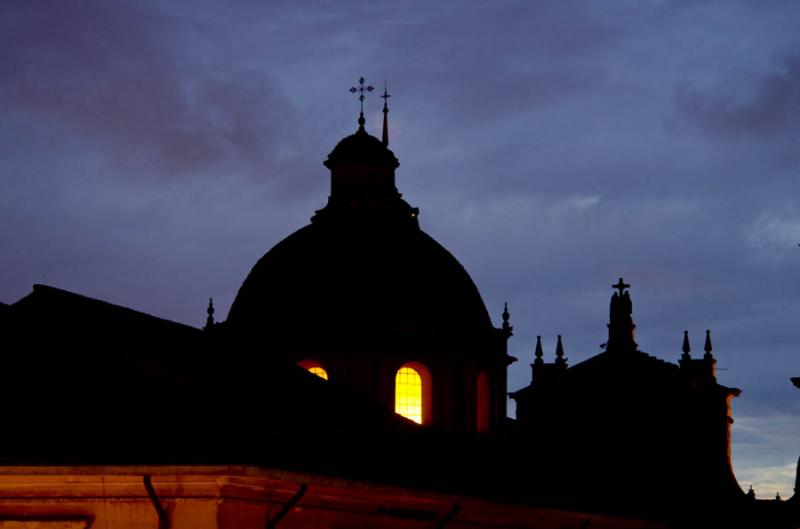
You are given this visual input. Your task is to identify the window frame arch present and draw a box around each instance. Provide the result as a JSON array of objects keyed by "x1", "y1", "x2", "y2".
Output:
[{"x1": 394, "y1": 362, "x2": 432, "y2": 425}]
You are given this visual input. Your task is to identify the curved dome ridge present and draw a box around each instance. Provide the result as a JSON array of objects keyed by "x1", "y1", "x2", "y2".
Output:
[
  {"x1": 227, "y1": 125, "x2": 495, "y2": 352},
  {"x1": 324, "y1": 128, "x2": 399, "y2": 169},
  {"x1": 227, "y1": 222, "x2": 494, "y2": 347}
]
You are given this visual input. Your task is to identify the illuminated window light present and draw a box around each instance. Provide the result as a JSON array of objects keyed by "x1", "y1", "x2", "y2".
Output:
[
  {"x1": 395, "y1": 366, "x2": 423, "y2": 424},
  {"x1": 308, "y1": 366, "x2": 328, "y2": 380},
  {"x1": 297, "y1": 359, "x2": 328, "y2": 380}
]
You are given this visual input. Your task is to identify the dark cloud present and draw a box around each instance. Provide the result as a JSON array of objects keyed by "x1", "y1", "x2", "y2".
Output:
[
  {"x1": 1, "y1": 1, "x2": 298, "y2": 176},
  {"x1": 676, "y1": 51, "x2": 800, "y2": 139}
]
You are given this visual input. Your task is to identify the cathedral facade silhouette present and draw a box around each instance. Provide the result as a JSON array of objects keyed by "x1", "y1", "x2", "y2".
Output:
[{"x1": 0, "y1": 84, "x2": 797, "y2": 529}]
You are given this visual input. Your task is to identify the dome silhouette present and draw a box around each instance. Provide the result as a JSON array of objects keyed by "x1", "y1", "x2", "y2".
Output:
[
  {"x1": 227, "y1": 216, "x2": 494, "y2": 352},
  {"x1": 226, "y1": 119, "x2": 495, "y2": 354}
]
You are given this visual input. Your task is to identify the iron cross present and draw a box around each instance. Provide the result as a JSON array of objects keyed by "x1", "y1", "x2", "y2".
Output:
[
  {"x1": 350, "y1": 77, "x2": 374, "y2": 114},
  {"x1": 381, "y1": 83, "x2": 391, "y2": 108},
  {"x1": 612, "y1": 278, "x2": 630, "y2": 296}
]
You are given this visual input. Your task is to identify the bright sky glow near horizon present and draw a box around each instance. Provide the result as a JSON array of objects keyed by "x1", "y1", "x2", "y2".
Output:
[{"x1": 2, "y1": 1, "x2": 799, "y2": 497}]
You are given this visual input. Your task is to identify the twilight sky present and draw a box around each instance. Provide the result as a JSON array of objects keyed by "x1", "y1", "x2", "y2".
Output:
[{"x1": 2, "y1": 1, "x2": 799, "y2": 496}]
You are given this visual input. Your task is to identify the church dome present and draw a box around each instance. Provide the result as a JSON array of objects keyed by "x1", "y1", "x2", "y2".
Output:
[
  {"x1": 224, "y1": 89, "x2": 510, "y2": 434},
  {"x1": 226, "y1": 117, "x2": 495, "y2": 353},
  {"x1": 226, "y1": 219, "x2": 494, "y2": 351}
]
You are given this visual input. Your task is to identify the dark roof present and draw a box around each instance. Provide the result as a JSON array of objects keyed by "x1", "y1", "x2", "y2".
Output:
[
  {"x1": 0, "y1": 284, "x2": 420, "y2": 464},
  {"x1": 512, "y1": 348, "x2": 740, "y2": 399},
  {"x1": 567, "y1": 349, "x2": 740, "y2": 396},
  {"x1": 0, "y1": 284, "x2": 537, "y2": 507},
  {"x1": 10, "y1": 283, "x2": 200, "y2": 334}
]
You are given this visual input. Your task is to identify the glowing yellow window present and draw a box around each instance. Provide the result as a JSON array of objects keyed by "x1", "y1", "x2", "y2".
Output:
[
  {"x1": 395, "y1": 363, "x2": 431, "y2": 425},
  {"x1": 297, "y1": 359, "x2": 328, "y2": 380},
  {"x1": 395, "y1": 367, "x2": 422, "y2": 423},
  {"x1": 307, "y1": 366, "x2": 328, "y2": 380}
]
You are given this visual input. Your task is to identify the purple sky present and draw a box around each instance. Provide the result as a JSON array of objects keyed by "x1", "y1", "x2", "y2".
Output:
[{"x1": 2, "y1": 1, "x2": 799, "y2": 496}]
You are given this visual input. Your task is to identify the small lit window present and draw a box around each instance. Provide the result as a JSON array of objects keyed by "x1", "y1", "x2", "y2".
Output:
[
  {"x1": 395, "y1": 367, "x2": 422, "y2": 423},
  {"x1": 394, "y1": 363, "x2": 431, "y2": 425},
  {"x1": 298, "y1": 359, "x2": 328, "y2": 380},
  {"x1": 308, "y1": 366, "x2": 328, "y2": 380}
]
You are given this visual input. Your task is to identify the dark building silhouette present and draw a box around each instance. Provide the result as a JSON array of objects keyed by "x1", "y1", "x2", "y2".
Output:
[
  {"x1": 0, "y1": 85, "x2": 798, "y2": 529},
  {"x1": 225, "y1": 104, "x2": 511, "y2": 434},
  {"x1": 511, "y1": 280, "x2": 742, "y2": 519}
]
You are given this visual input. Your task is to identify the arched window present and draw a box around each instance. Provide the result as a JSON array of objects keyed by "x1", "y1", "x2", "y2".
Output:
[
  {"x1": 476, "y1": 371, "x2": 490, "y2": 433},
  {"x1": 297, "y1": 359, "x2": 328, "y2": 380},
  {"x1": 394, "y1": 363, "x2": 431, "y2": 425}
]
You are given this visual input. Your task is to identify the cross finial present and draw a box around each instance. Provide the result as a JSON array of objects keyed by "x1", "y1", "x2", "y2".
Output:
[
  {"x1": 612, "y1": 277, "x2": 630, "y2": 296},
  {"x1": 349, "y1": 76, "x2": 374, "y2": 130},
  {"x1": 381, "y1": 82, "x2": 391, "y2": 108}
]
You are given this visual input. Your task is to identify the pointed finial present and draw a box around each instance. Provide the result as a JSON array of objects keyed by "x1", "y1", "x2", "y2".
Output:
[
  {"x1": 381, "y1": 81, "x2": 391, "y2": 147},
  {"x1": 534, "y1": 335, "x2": 544, "y2": 365},
  {"x1": 350, "y1": 76, "x2": 374, "y2": 131},
  {"x1": 204, "y1": 298, "x2": 215, "y2": 330},
  {"x1": 746, "y1": 485, "x2": 756, "y2": 500},
  {"x1": 681, "y1": 330, "x2": 691, "y2": 360},
  {"x1": 703, "y1": 329, "x2": 713, "y2": 360},
  {"x1": 555, "y1": 334, "x2": 567, "y2": 367},
  {"x1": 501, "y1": 302, "x2": 513, "y2": 337}
]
